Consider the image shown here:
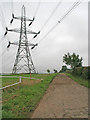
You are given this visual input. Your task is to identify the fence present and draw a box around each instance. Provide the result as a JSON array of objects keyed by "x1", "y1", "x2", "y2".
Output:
[
  {"x1": 0, "y1": 76, "x2": 21, "y2": 90},
  {"x1": 0, "y1": 76, "x2": 42, "y2": 90}
]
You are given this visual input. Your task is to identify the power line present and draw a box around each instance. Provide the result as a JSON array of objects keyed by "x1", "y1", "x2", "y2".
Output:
[
  {"x1": 31, "y1": 0, "x2": 63, "y2": 52},
  {"x1": 1, "y1": 59, "x2": 14, "y2": 70},
  {"x1": 1, "y1": 46, "x2": 17, "y2": 67},
  {"x1": 0, "y1": 5, "x2": 10, "y2": 43},
  {"x1": 37, "y1": 0, "x2": 81, "y2": 44},
  {"x1": 40, "y1": 0, "x2": 62, "y2": 31},
  {"x1": 58, "y1": 0, "x2": 81, "y2": 23},
  {"x1": 0, "y1": 48, "x2": 7, "y2": 58},
  {"x1": 2, "y1": 56, "x2": 14, "y2": 67},
  {"x1": 11, "y1": 0, "x2": 14, "y2": 14},
  {"x1": 39, "y1": 23, "x2": 58, "y2": 43},
  {"x1": 26, "y1": 0, "x2": 41, "y2": 30},
  {"x1": 34, "y1": 0, "x2": 41, "y2": 17},
  {"x1": 4, "y1": 50, "x2": 15, "y2": 61},
  {"x1": 0, "y1": 5, "x2": 6, "y2": 28},
  {"x1": 1, "y1": 47, "x2": 17, "y2": 67}
]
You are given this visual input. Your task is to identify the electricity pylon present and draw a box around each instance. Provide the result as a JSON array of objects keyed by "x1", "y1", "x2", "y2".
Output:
[{"x1": 4, "y1": 5, "x2": 40, "y2": 74}]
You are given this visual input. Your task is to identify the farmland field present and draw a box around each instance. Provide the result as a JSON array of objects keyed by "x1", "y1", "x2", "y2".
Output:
[{"x1": 2, "y1": 73, "x2": 58, "y2": 118}]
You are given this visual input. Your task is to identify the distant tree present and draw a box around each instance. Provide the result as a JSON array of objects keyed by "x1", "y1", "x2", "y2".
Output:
[
  {"x1": 53, "y1": 69, "x2": 57, "y2": 73},
  {"x1": 63, "y1": 52, "x2": 83, "y2": 70},
  {"x1": 60, "y1": 65, "x2": 67, "y2": 72},
  {"x1": 47, "y1": 69, "x2": 50, "y2": 74}
]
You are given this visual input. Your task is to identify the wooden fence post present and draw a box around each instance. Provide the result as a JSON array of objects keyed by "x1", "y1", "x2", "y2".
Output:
[{"x1": 19, "y1": 76, "x2": 22, "y2": 83}]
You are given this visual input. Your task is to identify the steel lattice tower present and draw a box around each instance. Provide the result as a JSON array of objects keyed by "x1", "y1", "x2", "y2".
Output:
[
  {"x1": 5, "y1": 5, "x2": 40, "y2": 74},
  {"x1": 12, "y1": 5, "x2": 36, "y2": 74}
]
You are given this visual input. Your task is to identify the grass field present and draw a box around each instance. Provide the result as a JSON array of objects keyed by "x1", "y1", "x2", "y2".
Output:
[
  {"x1": 2, "y1": 73, "x2": 58, "y2": 118},
  {"x1": 65, "y1": 73, "x2": 89, "y2": 88},
  {"x1": 2, "y1": 77, "x2": 19, "y2": 87}
]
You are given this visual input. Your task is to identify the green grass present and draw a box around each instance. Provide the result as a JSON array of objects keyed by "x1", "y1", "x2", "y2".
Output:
[
  {"x1": 65, "y1": 72, "x2": 89, "y2": 88},
  {"x1": 2, "y1": 77, "x2": 19, "y2": 87},
  {"x1": 2, "y1": 73, "x2": 58, "y2": 118},
  {"x1": 1, "y1": 74, "x2": 49, "y2": 87}
]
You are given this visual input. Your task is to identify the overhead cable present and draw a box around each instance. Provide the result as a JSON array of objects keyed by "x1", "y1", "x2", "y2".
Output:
[
  {"x1": 34, "y1": 0, "x2": 41, "y2": 17},
  {"x1": 40, "y1": 0, "x2": 63, "y2": 31},
  {"x1": 38, "y1": 0, "x2": 81, "y2": 44},
  {"x1": 11, "y1": 0, "x2": 14, "y2": 14}
]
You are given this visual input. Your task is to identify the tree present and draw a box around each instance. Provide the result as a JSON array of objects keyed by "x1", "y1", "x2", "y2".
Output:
[
  {"x1": 60, "y1": 65, "x2": 67, "y2": 72},
  {"x1": 47, "y1": 69, "x2": 50, "y2": 74},
  {"x1": 53, "y1": 69, "x2": 57, "y2": 73},
  {"x1": 63, "y1": 52, "x2": 83, "y2": 70}
]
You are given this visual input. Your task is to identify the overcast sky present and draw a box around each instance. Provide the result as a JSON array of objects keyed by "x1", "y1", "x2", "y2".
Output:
[{"x1": 0, "y1": 0, "x2": 89, "y2": 73}]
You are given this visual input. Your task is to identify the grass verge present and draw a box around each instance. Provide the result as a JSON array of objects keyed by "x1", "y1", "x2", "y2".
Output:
[
  {"x1": 2, "y1": 77, "x2": 19, "y2": 87},
  {"x1": 65, "y1": 72, "x2": 89, "y2": 88},
  {"x1": 2, "y1": 73, "x2": 58, "y2": 118}
]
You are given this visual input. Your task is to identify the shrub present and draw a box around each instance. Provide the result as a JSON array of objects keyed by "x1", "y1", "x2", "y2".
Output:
[
  {"x1": 60, "y1": 65, "x2": 67, "y2": 73},
  {"x1": 81, "y1": 67, "x2": 88, "y2": 79},
  {"x1": 72, "y1": 67, "x2": 83, "y2": 76},
  {"x1": 53, "y1": 69, "x2": 58, "y2": 73},
  {"x1": 47, "y1": 69, "x2": 50, "y2": 74},
  {"x1": 72, "y1": 66, "x2": 90, "y2": 80},
  {"x1": 66, "y1": 69, "x2": 72, "y2": 73},
  {"x1": 88, "y1": 66, "x2": 90, "y2": 79}
]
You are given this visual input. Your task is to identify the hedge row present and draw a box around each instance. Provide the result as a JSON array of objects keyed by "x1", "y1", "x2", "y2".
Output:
[{"x1": 72, "y1": 66, "x2": 90, "y2": 79}]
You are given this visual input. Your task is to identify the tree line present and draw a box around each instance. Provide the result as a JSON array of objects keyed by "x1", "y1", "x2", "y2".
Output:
[{"x1": 47, "y1": 52, "x2": 83, "y2": 74}]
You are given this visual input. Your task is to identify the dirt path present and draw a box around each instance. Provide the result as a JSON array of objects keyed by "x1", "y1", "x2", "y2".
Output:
[{"x1": 31, "y1": 73, "x2": 88, "y2": 118}]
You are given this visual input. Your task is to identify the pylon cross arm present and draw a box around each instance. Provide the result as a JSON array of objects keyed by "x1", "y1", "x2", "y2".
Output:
[
  {"x1": 7, "y1": 28, "x2": 39, "y2": 35},
  {"x1": 26, "y1": 30, "x2": 39, "y2": 34},
  {"x1": 8, "y1": 28, "x2": 20, "y2": 33},
  {"x1": 14, "y1": 16, "x2": 34, "y2": 22}
]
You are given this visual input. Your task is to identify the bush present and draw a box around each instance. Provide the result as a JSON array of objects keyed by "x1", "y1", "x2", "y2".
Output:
[
  {"x1": 60, "y1": 65, "x2": 67, "y2": 73},
  {"x1": 88, "y1": 66, "x2": 90, "y2": 79},
  {"x1": 64, "y1": 69, "x2": 72, "y2": 73},
  {"x1": 81, "y1": 67, "x2": 88, "y2": 79},
  {"x1": 53, "y1": 69, "x2": 58, "y2": 73},
  {"x1": 73, "y1": 67, "x2": 83, "y2": 76},
  {"x1": 72, "y1": 66, "x2": 90, "y2": 80}
]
